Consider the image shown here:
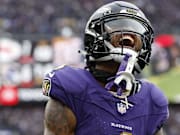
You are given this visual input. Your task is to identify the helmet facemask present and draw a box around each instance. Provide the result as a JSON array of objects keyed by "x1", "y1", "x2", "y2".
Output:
[{"x1": 84, "y1": 15, "x2": 153, "y2": 75}]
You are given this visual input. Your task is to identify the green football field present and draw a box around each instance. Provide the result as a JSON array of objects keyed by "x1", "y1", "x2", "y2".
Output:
[{"x1": 147, "y1": 67, "x2": 180, "y2": 103}]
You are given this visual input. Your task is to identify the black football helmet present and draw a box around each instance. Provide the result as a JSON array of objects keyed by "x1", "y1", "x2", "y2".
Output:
[{"x1": 83, "y1": 1, "x2": 154, "y2": 77}]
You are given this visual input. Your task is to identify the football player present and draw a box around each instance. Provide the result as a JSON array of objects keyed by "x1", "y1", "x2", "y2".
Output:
[{"x1": 42, "y1": 1, "x2": 169, "y2": 135}]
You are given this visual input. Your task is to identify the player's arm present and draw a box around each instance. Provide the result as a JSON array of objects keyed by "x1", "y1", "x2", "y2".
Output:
[{"x1": 44, "y1": 98, "x2": 77, "y2": 135}]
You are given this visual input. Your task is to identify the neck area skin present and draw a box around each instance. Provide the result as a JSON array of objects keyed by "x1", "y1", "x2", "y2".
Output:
[
  {"x1": 95, "y1": 60, "x2": 119, "y2": 73},
  {"x1": 95, "y1": 60, "x2": 119, "y2": 87}
]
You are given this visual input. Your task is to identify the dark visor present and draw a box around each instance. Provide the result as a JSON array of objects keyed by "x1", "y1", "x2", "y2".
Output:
[{"x1": 104, "y1": 18, "x2": 147, "y2": 34}]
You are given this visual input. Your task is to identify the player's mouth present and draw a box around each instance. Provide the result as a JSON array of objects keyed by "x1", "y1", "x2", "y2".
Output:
[
  {"x1": 119, "y1": 35, "x2": 135, "y2": 49},
  {"x1": 110, "y1": 33, "x2": 143, "y2": 52}
]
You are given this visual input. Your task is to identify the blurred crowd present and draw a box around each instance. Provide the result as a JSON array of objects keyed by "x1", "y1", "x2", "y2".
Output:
[
  {"x1": 164, "y1": 104, "x2": 180, "y2": 135},
  {"x1": 150, "y1": 34, "x2": 180, "y2": 75},
  {"x1": 0, "y1": 104, "x2": 45, "y2": 135},
  {"x1": 0, "y1": 0, "x2": 179, "y2": 36},
  {"x1": 0, "y1": 0, "x2": 104, "y2": 36}
]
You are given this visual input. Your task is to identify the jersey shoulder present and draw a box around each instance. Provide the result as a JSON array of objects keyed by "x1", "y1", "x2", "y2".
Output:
[
  {"x1": 141, "y1": 79, "x2": 168, "y2": 107},
  {"x1": 42, "y1": 65, "x2": 94, "y2": 97}
]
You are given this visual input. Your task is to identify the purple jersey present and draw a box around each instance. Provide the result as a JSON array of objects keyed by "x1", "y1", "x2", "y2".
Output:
[{"x1": 42, "y1": 65, "x2": 169, "y2": 135}]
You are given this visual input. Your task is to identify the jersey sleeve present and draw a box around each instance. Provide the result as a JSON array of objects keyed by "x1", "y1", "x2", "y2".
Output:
[
  {"x1": 42, "y1": 66, "x2": 87, "y2": 112},
  {"x1": 42, "y1": 69, "x2": 69, "y2": 104},
  {"x1": 148, "y1": 82, "x2": 169, "y2": 135}
]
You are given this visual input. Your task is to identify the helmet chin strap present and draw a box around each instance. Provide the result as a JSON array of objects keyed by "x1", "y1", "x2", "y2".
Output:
[
  {"x1": 105, "y1": 49, "x2": 138, "y2": 97},
  {"x1": 114, "y1": 52, "x2": 137, "y2": 97}
]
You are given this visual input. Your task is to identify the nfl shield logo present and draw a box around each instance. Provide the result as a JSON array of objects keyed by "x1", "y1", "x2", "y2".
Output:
[{"x1": 117, "y1": 103, "x2": 127, "y2": 114}]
